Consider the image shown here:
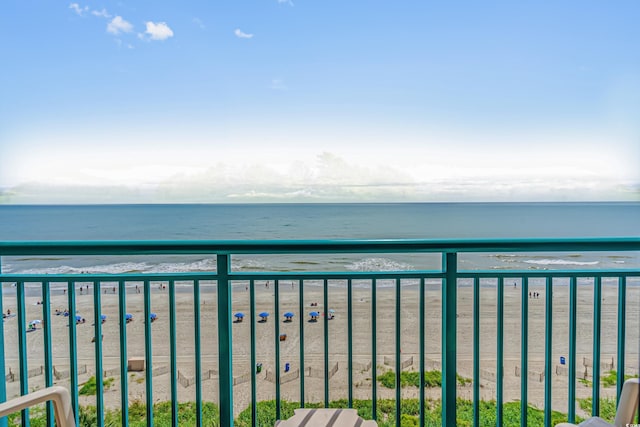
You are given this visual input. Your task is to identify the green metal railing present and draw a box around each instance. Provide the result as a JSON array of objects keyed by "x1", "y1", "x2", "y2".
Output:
[{"x1": 0, "y1": 238, "x2": 639, "y2": 427}]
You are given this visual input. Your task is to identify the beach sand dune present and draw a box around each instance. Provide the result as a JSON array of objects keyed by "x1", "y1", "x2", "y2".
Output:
[{"x1": 3, "y1": 280, "x2": 639, "y2": 418}]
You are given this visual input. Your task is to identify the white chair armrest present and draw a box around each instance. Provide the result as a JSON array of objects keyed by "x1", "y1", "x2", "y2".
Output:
[
  {"x1": 0, "y1": 386, "x2": 76, "y2": 427},
  {"x1": 614, "y1": 377, "x2": 639, "y2": 427}
]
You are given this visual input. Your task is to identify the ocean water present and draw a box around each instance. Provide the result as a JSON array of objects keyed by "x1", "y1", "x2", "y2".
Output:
[{"x1": 0, "y1": 203, "x2": 639, "y2": 275}]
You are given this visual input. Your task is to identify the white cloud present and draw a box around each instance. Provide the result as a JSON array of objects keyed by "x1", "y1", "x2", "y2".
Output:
[
  {"x1": 69, "y1": 3, "x2": 88, "y2": 16},
  {"x1": 107, "y1": 16, "x2": 133, "y2": 35},
  {"x1": 234, "y1": 28, "x2": 253, "y2": 39},
  {"x1": 144, "y1": 22, "x2": 174, "y2": 40},
  {"x1": 91, "y1": 8, "x2": 111, "y2": 18}
]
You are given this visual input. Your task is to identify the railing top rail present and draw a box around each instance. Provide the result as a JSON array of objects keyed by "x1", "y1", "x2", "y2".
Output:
[{"x1": 0, "y1": 237, "x2": 639, "y2": 256}]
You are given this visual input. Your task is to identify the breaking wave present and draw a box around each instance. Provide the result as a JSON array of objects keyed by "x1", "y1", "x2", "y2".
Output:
[
  {"x1": 523, "y1": 259, "x2": 599, "y2": 266},
  {"x1": 345, "y1": 258, "x2": 414, "y2": 272}
]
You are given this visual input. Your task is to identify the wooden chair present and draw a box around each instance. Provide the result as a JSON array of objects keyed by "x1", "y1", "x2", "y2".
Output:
[{"x1": 275, "y1": 408, "x2": 377, "y2": 426}]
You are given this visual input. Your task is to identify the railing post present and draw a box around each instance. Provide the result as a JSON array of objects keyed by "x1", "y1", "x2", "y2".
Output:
[
  {"x1": 592, "y1": 277, "x2": 602, "y2": 416},
  {"x1": 0, "y1": 257, "x2": 8, "y2": 427},
  {"x1": 568, "y1": 277, "x2": 577, "y2": 423},
  {"x1": 442, "y1": 252, "x2": 457, "y2": 427},
  {"x1": 544, "y1": 276, "x2": 553, "y2": 427},
  {"x1": 616, "y1": 276, "x2": 626, "y2": 403},
  {"x1": 217, "y1": 254, "x2": 234, "y2": 426}
]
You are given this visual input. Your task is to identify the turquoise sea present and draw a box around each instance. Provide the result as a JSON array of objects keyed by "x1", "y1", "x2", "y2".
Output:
[{"x1": 0, "y1": 203, "x2": 639, "y2": 275}]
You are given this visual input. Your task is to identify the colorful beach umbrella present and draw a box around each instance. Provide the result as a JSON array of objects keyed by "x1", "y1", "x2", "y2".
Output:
[{"x1": 29, "y1": 319, "x2": 41, "y2": 325}]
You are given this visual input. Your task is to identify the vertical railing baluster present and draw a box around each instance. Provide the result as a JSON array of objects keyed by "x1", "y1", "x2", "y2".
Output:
[
  {"x1": 616, "y1": 276, "x2": 626, "y2": 402},
  {"x1": 193, "y1": 280, "x2": 202, "y2": 427},
  {"x1": 216, "y1": 254, "x2": 233, "y2": 427},
  {"x1": 371, "y1": 278, "x2": 377, "y2": 421},
  {"x1": 521, "y1": 277, "x2": 529, "y2": 427},
  {"x1": 323, "y1": 279, "x2": 329, "y2": 407},
  {"x1": 168, "y1": 280, "x2": 178, "y2": 427},
  {"x1": 473, "y1": 277, "x2": 480, "y2": 427},
  {"x1": 442, "y1": 253, "x2": 458, "y2": 427},
  {"x1": 42, "y1": 281, "x2": 54, "y2": 427},
  {"x1": 118, "y1": 280, "x2": 129, "y2": 427},
  {"x1": 568, "y1": 277, "x2": 577, "y2": 423},
  {"x1": 347, "y1": 278, "x2": 353, "y2": 408},
  {"x1": 275, "y1": 279, "x2": 282, "y2": 419},
  {"x1": 17, "y1": 281, "x2": 29, "y2": 427},
  {"x1": 68, "y1": 281, "x2": 79, "y2": 427},
  {"x1": 395, "y1": 278, "x2": 401, "y2": 426},
  {"x1": 592, "y1": 276, "x2": 602, "y2": 416},
  {"x1": 143, "y1": 280, "x2": 153, "y2": 426},
  {"x1": 544, "y1": 276, "x2": 553, "y2": 427},
  {"x1": 420, "y1": 277, "x2": 426, "y2": 427},
  {"x1": 92, "y1": 280, "x2": 104, "y2": 427},
  {"x1": 497, "y1": 277, "x2": 504, "y2": 427},
  {"x1": 250, "y1": 280, "x2": 257, "y2": 425},
  {"x1": 299, "y1": 279, "x2": 305, "y2": 408},
  {"x1": 0, "y1": 259, "x2": 6, "y2": 427}
]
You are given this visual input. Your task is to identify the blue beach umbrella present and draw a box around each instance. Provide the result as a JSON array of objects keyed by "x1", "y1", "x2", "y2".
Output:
[
  {"x1": 75, "y1": 315, "x2": 82, "y2": 322},
  {"x1": 284, "y1": 312, "x2": 294, "y2": 318},
  {"x1": 235, "y1": 312, "x2": 245, "y2": 319},
  {"x1": 101, "y1": 314, "x2": 107, "y2": 321},
  {"x1": 125, "y1": 313, "x2": 133, "y2": 321},
  {"x1": 259, "y1": 312, "x2": 269, "y2": 318},
  {"x1": 329, "y1": 309, "x2": 335, "y2": 314},
  {"x1": 150, "y1": 313, "x2": 157, "y2": 320},
  {"x1": 309, "y1": 311, "x2": 319, "y2": 317}
]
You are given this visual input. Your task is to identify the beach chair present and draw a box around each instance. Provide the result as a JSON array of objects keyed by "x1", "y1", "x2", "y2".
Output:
[
  {"x1": 0, "y1": 386, "x2": 76, "y2": 427},
  {"x1": 275, "y1": 408, "x2": 377, "y2": 426},
  {"x1": 555, "y1": 377, "x2": 639, "y2": 427}
]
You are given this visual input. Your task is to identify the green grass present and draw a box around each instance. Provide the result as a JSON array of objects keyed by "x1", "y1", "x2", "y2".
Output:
[
  {"x1": 235, "y1": 399, "x2": 580, "y2": 427},
  {"x1": 577, "y1": 397, "x2": 617, "y2": 423},
  {"x1": 78, "y1": 376, "x2": 115, "y2": 396},
  {"x1": 5, "y1": 397, "x2": 587, "y2": 427},
  {"x1": 377, "y1": 370, "x2": 472, "y2": 389},
  {"x1": 600, "y1": 370, "x2": 639, "y2": 388},
  {"x1": 579, "y1": 378, "x2": 592, "y2": 387}
]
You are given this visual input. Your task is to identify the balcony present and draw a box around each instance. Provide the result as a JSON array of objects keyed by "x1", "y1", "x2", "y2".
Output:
[{"x1": 1, "y1": 239, "x2": 639, "y2": 426}]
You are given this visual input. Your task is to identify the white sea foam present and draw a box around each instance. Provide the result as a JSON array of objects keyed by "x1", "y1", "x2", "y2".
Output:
[
  {"x1": 11, "y1": 258, "x2": 268, "y2": 275},
  {"x1": 523, "y1": 259, "x2": 599, "y2": 266},
  {"x1": 345, "y1": 258, "x2": 414, "y2": 272},
  {"x1": 232, "y1": 259, "x2": 268, "y2": 271},
  {"x1": 19, "y1": 262, "x2": 152, "y2": 275}
]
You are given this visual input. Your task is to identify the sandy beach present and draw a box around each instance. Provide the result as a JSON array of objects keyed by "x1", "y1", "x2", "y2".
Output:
[{"x1": 3, "y1": 279, "x2": 639, "y2": 418}]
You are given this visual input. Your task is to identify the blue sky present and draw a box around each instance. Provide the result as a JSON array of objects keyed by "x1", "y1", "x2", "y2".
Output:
[{"x1": 1, "y1": 1, "x2": 639, "y2": 203}]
